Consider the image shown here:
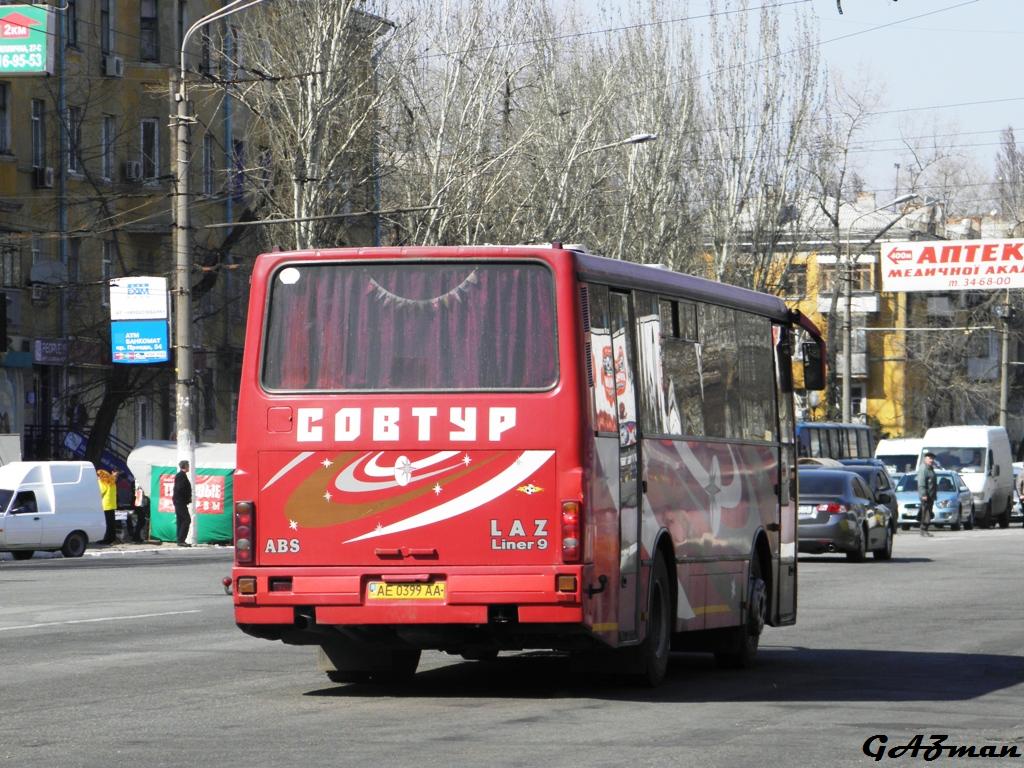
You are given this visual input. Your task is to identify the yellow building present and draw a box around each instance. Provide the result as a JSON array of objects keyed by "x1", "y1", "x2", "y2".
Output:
[
  {"x1": 0, "y1": 1, "x2": 248, "y2": 460},
  {"x1": 776, "y1": 194, "x2": 944, "y2": 440}
]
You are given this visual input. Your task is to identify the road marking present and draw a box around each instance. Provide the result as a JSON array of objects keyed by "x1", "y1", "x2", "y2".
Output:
[{"x1": 0, "y1": 609, "x2": 201, "y2": 632}]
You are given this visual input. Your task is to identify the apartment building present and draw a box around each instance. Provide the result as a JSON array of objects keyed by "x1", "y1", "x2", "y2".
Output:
[{"x1": 0, "y1": 1, "x2": 248, "y2": 460}]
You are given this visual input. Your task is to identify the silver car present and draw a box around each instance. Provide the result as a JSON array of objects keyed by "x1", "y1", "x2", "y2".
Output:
[{"x1": 894, "y1": 470, "x2": 974, "y2": 530}]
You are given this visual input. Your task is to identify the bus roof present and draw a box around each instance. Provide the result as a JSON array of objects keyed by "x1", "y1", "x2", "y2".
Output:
[
  {"x1": 252, "y1": 243, "x2": 817, "y2": 332},
  {"x1": 573, "y1": 250, "x2": 794, "y2": 324}
]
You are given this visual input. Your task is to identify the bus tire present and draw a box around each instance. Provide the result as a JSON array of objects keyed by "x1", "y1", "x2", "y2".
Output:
[
  {"x1": 629, "y1": 556, "x2": 672, "y2": 687},
  {"x1": 715, "y1": 554, "x2": 767, "y2": 670}
]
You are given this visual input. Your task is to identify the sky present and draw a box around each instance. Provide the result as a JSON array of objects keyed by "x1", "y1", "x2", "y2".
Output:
[{"x1": 804, "y1": 0, "x2": 1023, "y2": 203}]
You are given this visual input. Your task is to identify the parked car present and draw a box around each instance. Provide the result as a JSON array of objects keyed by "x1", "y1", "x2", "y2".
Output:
[
  {"x1": 0, "y1": 461, "x2": 105, "y2": 559},
  {"x1": 893, "y1": 470, "x2": 974, "y2": 531},
  {"x1": 797, "y1": 468, "x2": 894, "y2": 561},
  {"x1": 836, "y1": 459, "x2": 899, "y2": 534}
]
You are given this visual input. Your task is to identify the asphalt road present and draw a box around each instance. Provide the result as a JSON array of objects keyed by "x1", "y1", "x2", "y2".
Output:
[{"x1": 1, "y1": 529, "x2": 1022, "y2": 768}]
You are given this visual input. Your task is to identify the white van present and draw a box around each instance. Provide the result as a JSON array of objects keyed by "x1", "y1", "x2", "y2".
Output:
[
  {"x1": 874, "y1": 437, "x2": 924, "y2": 475},
  {"x1": 920, "y1": 426, "x2": 1014, "y2": 528},
  {"x1": 0, "y1": 461, "x2": 105, "y2": 559}
]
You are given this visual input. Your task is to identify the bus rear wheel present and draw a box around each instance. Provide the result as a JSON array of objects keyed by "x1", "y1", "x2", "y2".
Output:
[
  {"x1": 627, "y1": 556, "x2": 672, "y2": 687},
  {"x1": 715, "y1": 555, "x2": 767, "y2": 669}
]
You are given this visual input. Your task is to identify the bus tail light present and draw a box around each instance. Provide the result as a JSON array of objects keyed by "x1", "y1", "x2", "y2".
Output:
[
  {"x1": 561, "y1": 501, "x2": 581, "y2": 563},
  {"x1": 235, "y1": 500, "x2": 255, "y2": 564}
]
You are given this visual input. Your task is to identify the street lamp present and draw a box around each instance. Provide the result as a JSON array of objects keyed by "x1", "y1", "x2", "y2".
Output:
[
  {"x1": 545, "y1": 132, "x2": 658, "y2": 239},
  {"x1": 841, "y1": 192, "x2": 919, "y2": 423},
  {"x1": 173, "y1": 0, "x2": 268, "y2": 542}
]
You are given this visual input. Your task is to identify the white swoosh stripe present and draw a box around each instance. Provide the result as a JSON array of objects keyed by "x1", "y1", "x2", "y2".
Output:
[
  {"x1": 344, "y1": 450, "x2": 555, "y2": 543},
  {"x1": 261, "y1": 451, "x2": 315, "y2": 491},
  {"x1": 363, "y1": 450, "x2": 460, "y2": 478},
  {"x1": 335, "y1": 452, "x2": 466, "y2": 492}
]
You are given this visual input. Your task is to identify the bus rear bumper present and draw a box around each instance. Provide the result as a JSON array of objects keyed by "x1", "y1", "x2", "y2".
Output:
[{"x1": 231, "y1": 565, "x2": 584, "y2": 627}]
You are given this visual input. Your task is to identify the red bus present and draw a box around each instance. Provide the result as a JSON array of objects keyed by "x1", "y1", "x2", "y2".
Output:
[{"x1": 230, "y1": 244, "x2": 826, "y2": 686}]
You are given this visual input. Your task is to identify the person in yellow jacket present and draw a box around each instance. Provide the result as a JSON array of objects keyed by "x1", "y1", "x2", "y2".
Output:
[{"x1": 97, "y1": 469, "x2": 120, "y2": 545}]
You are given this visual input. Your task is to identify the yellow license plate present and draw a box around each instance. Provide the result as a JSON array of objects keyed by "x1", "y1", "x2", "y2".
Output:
[{"x1": 366, "y1": 581, "x2": 446, "y2": 601}]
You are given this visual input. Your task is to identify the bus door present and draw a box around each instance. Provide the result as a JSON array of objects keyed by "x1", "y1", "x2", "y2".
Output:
[{"x1": 609, "y1": 291, "x2": 641, "y2": 642}]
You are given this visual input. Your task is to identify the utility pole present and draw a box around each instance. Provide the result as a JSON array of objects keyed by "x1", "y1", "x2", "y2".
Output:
[
  {"x1": 842, "y1": 193, "x2": 919, "y2": 423},
  {"x1": 172, "y1": 0, "x2": 267, "y2": 543},
  {"x1": 172, "y1": 64, "x2": 195, "y2": 543},
  {"x1": 998, "y1": 288, "x2": 1011, "y2": 429}
]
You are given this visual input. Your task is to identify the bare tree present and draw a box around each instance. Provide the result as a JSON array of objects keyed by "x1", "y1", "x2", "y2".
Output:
[
  {"x1": 696, "y1": 0, "x2": 823, "y2": 287},
  {"x1": 215, "y1": 0, "x2": 400, "y2": 251},
  {"x1": 995, "y1": 126, "x2": 1024, "y2": 234}
]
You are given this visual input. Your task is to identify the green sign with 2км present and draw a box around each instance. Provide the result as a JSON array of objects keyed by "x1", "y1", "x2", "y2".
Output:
[{"x1": 0, "y1": 5, "x2": 53, "y2": 76}]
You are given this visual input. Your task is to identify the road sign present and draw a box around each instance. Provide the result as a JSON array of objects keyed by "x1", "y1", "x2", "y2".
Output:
[
  {"x1": 111, "y1": 319, "x2": 169, "y2": 364},
  {"x1": 0, "y1": 5, "x2": 54, "y2": 76},
  {"x1": 109, "y1": 276, "x2": 168, "y2": 320}
]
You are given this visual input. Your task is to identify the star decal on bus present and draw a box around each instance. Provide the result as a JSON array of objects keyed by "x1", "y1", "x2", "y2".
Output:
[{"x1": 289, "y1": 520, "x2": 299, "y2": 530}]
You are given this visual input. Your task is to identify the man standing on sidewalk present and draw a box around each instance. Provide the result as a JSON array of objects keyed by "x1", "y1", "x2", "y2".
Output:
[
  {"x1": 173, "y1": 460, "x2": 192, "y2": 547},
  {"x1": 917, "y1": 451, "x2": 938, "y2": 536}
]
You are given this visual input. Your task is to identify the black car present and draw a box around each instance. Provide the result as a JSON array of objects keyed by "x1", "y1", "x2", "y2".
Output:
[
  {"x1": 797, "y1": 468, "x2": 894, "y2": 561},
  {"x1": 836, "y1": 459, "x2": 899, "y2": 534}
]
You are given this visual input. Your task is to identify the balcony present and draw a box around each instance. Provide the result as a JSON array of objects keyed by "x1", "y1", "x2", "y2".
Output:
[
  {"x1": 834, "y1": 353, "x2": 867, "y2": 377},
  {"x1": 817, "y1": 292, "x2": 879, "y2": 315}
]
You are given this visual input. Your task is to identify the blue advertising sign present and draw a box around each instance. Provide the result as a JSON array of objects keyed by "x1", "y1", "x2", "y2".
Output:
[{"x1": 111, "y1": 319, "x2": 169, "y2": 364}]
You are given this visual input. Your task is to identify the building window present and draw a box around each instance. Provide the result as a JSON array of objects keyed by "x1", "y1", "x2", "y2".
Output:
[
  {"x1": 140, "y1": 118, "x2": 159, "y2": 180},
  {"x1": 137, "y1": 398, "x2": 151, "y2": 440},
  {"x1": 101, "y1": 242, "x2": 113, "y2": 306},
  {"x1": 67, "y1": 239, "x2": 80, "y2": 300},
  {"x1": 31, "y1": 99, "x2": 45, "y2": 168},
  {"x1": 66, "y1": 0, "x2": 78, "y2": 48},
  {"x1": 232, "y1": 139, "x2": 244, "y2": 198},
  {"x1": 140, "y1": 0, "x2": 159, "y2": 61},
  {"x1": 67, "y1": 106, "x2": 82, "y2": 174},
  {"x1": 100, "y1": 0, "x2": 113, "y2": 56},
  {"x1": 30, "y1": 235, "x2": 43, "y2": 268},
  {"x1": 0, "y1": 83, "x2": 9, "y2": 153},
  {"x1": 101, "y1": 115, "x2": 115, "y2": 181},
  {"x1": 177, "y1": 0, "x2": 188, "y2": 53},
  {"x1": 819, "y1": 262, "x2": 873, "y2": 294},
  {"x1": 0, "y1": 246, "x2": 18, "y2": 288},
  {"x1": 203, "y1": 133, "x2": 215, "y2": 195},
  {"x1": 199, "y1": 30, "x2": 212, "y2": 74},
  {"x1": 780, "y1": 264, "x2": 807, "y2": 297}
]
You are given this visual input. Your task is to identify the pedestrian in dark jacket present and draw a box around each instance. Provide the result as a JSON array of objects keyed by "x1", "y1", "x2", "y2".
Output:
[
  {"x1": 917, "y1": 451, "x2": 938, "y2": 536},
  {"x1": 173, "y1": 460, "x2": 192, "y2": 547}
]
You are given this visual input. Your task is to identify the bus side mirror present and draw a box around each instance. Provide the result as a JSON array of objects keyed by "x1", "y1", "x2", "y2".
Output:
[{"x1": 802, "y1": 342, "x2": 825, "y2": 391}]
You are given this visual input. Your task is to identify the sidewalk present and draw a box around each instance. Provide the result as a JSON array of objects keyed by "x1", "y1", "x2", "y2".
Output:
[
  {"x1": 0, "y1": 540, "x2": 234, "y2": 560},
  {"x1": 85, "y1": 540, "x2": 235, "y2": 557}
]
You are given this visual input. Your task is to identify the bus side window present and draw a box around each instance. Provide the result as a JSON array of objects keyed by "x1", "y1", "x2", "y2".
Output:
[{"x1": 584, "y1": 284, "x2": 616, "y2": 434}]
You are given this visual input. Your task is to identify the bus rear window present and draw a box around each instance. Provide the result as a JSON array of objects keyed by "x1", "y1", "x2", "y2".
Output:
[{"x1": 261, "y1": 262, "x2": 558, "y2": 391}]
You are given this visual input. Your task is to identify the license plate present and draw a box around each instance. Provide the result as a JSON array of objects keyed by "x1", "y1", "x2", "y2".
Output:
[
  {"x1": 366, "y1": 581, "x2": 446, "y2": 601},
  {"x1": 798, "y1": 505, "x2": 816, "y2": 517}
]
